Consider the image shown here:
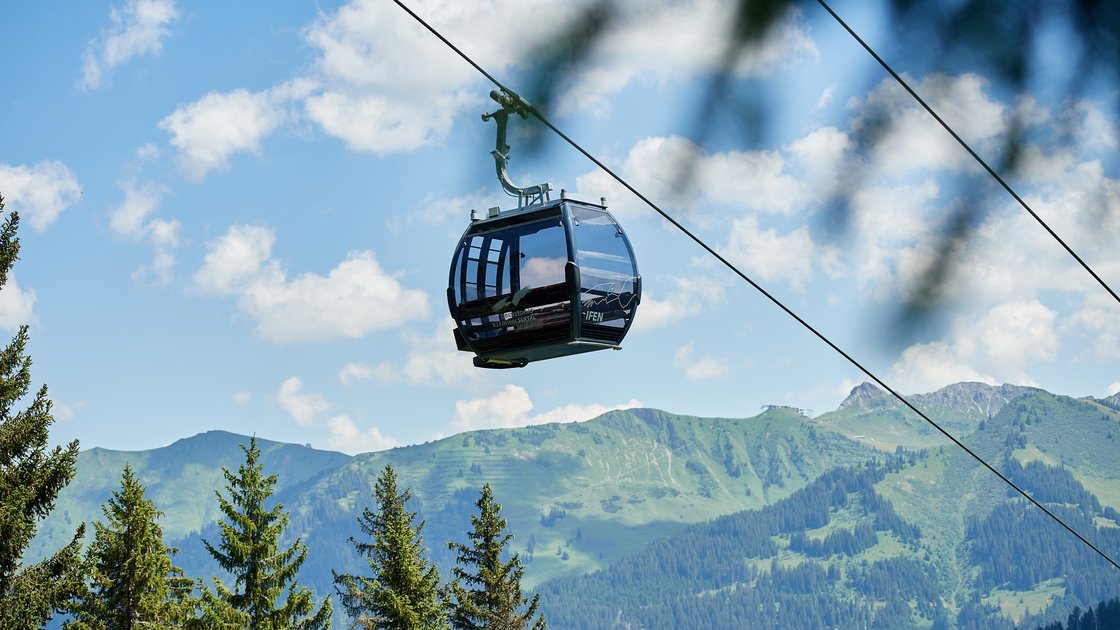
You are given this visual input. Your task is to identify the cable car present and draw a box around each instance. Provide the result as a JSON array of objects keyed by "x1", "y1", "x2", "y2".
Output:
[{"x1": 448, "y1": 90, "x2": 641, "y2": 368}]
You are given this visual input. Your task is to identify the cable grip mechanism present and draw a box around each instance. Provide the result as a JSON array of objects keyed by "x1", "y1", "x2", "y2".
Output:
[{"x1": 482, "y1": 89, "x2": 552, "y2": 208}]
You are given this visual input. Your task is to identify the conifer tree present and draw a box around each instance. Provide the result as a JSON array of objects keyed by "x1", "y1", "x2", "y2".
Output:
[
  {"x1": 333, "y1": 464, "x2": 447, "y2": 629},
  {"x1": 65, "y1": 464, "x2": 196, "y2": 628},
  {"x1": 199, "y1": 436, "x2": 331, "y2": 629},
  {"x1": 0, "y1": 198, "x2": 86, "y2": 627},
  {"x1": 447, "y1": 484, "x2": 545, "y2": 630}
]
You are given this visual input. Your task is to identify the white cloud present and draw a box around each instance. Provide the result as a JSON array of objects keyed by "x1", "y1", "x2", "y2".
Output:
[
  {"x1": 276, "y1": 377, "x2": 400, "y2": 454},
  {"x1": 159, "y1": 87, "x2": 294, "y2": 180},
  {"x1": 135, "y1": 217, "x2": 181, "y2": 285},
  {"x1": 338, "y1": 362, "x2": 375, "y2": 386},
  {"x1": 136, "y1": 143, "x2": 161, "y2": 161},
  {"x1": 451, "y1": 384, "x2": 641, "y2": 432},
  {"x1": 363, "y1": 320, "x2": 479, "y2": 387},
  {"x1": 853, "y1": 73, "x2": 1009, "y2": 175},
  {"x1": 326, "y1": 415, "x2": 399, "y2": 454},
  {"x1": 835, "y1": 378, "x2": 862, "y2": 399},
  {"x1": 302, "y1": 0, "x2": 575, "y2": 153},
  {"x1": 575, "y1": 135, "x2": 812, "y2": 219},
  {"x1": 1068, "y1": 293, "x2": 1120, "y2": 360},
  {"x1": 972, "y1": 300, "x2": 1058, "y2": 367},
  {"x1": 232, "y1": 390, "x2": 252, "y2": 405},
  {"x1": 277, "y1": 377, "x2": 329, "y2": 426},
  {"x1": 149, "y1": 0, "x2": 813, "y2": 167},
  {"x1": 786, "y1": 126, "x2": 853, "y2": 196},
  {"x1": 453, "y1": 385, "x2": 534, "y2": 432},
  {"x1": 193, "y1": 225, "x2": 275, "y2": 296},
  {"x1": 632, "y1": 294, "x2": 699, "y2": 331},
  {"x1": 80, "y1": 0, "x2": 179, "y2": 90},
  {"x1": 300, "y1": 0, "x2": 815, "y2": 149},
  {"x1": 849, "y1": 179, "x2": 943, "y2": 298},
  {"x1": 242, "y1": 251, "x2": 428, "y2": 343},
  {"x1": 0, "y1": 276, "x2": 37, "y2": 329},
  {"x1": 52, "y1": 400, "x2": 77, "y2": 422},
  {"x1": 1067, "y1": 100, "x2": 1118, "y2": 151},
  {"x1": 723, "y1": 216, "x2": 835, "y2": 291},
  {"x1": 674, "y1": 343, "x2": 729, "y2": 381},
  {"x1": 304, "y1": 90, "x2": 473, "y2": 155},
  {"x1": 0, "y1": 161, "x2": 82, "y2": 231},
  {"x1": 632, "y1": 275, "x2": 725, "y2": 331},
  {"x1": 888, "y1": 341, "x2": 997, "y2": 395},
  {"x1": 109, "y1": 180, "x2": 180, "y2": 285},
  {"x1": 910, "y1": 166, "x2": 1120, "y2": 306},
  {"x1": 387, "y1": 189, "x2": 493, "y2": 234},
  {"x1": 194, "y1": 224, "x2": 429, "y2": 343},
  {"x1": 556, "y1": 2, "x2": 818, "y2": 116},
  {"x1": 835, "y1": 81, "x2": 1120, "y2": 311},
  {"x1": 889, "y1": 300, "x2": 1059, "y2": 393},
  {"x1": 814, "y1": 85, "x2": 837, "y2": 110},
  {"x1": 109, "y1": 180, "x2": 161, "y2": 237}
]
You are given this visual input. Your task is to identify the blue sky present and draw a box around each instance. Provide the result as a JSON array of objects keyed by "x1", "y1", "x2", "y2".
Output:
[{"x1": 2, "y1": 0, "x2": 1117, "y2": 454}]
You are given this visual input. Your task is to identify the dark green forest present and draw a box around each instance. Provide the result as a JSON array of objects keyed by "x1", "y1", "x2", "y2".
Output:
[
  {"x1": 1034, "y1": 598, "x2": 1120, "y2": 630},
  {"x1": 533, "y1": 435, "x2": 1120, "y2": 629}
]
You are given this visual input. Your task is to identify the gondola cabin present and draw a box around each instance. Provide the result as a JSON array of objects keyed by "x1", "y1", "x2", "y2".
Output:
[{"x1": 448, "y1": 193, "x2": 640, "y2": 368}]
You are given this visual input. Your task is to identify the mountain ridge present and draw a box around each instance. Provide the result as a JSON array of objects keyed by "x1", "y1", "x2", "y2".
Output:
[{"x1": 32, "y1": 381, "x2": 1120, "y2": 629}]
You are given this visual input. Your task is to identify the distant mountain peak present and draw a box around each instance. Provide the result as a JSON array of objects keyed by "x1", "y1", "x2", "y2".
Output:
[
  {"x1": 836, "y1": 381, "x2": 1038, "y2": 416},
  {"x1": 1102, "y1": 391, "x2": 1120, "y2": 410},
  {"x1": 839, "y1": 382, "x2": 889, "y2": 410},
  {"x1": 912, "y1": 382, "x2": 1037, "y2": 417}
]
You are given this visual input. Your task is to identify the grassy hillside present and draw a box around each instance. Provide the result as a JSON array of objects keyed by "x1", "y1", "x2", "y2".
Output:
[
  {"x1": 34, "y1": 383, "x2": 1119, "y2": 628},
  {"x1": 171, "y1": 406, "x2": 881, "y2": 599},
  {"x1": 28, "y1": 431, "x2": 351, "y2": 565},
  {"x1": 537, "y1": 389, "x2": 1120, "y2": 629}
]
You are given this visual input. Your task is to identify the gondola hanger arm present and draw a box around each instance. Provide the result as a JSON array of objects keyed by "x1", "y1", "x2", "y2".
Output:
[{"x1": 482, "y1": 89, "x2": 552, "y2": 207}]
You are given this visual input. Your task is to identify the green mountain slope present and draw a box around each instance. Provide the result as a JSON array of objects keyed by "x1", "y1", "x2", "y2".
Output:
[
  {"x1": 29, "y1": 430, "x2": 351, "y2": 565},
  {"x1": 537, "y1": 389, "x2": 1120, "y2": 629},
  {"x1": 170, "y1": 406, "x2": 881, "y2": 600},
  {"x1": 34, "y1": 383, "x2": 1119, "y2": 628}
]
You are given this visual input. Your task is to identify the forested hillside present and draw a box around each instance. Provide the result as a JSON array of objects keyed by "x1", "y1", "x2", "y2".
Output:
[
  {"x1": 171, "y1": 405, "x2": 880, "y2": 601},
  {"x1": 536, "y1": 389, "x2": 1120, "y2": 629},
  {"x1": 33, "y1": 383, "x2": 1120, "y2": 628}
]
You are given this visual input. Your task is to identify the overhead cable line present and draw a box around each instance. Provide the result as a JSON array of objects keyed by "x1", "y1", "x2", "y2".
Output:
[
  {"x1": 817, "y1": 0, "x2": 1120, "y2": 307},
  {"x1": 390, "y1": 0, "x2": 1120, "y2": 574}
]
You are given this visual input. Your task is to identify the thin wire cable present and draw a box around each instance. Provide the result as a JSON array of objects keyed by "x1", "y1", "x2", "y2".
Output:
[
  {"x1": 390, "y1": 0, "x2": 1120, "y2": 573},
  {"x1": 817, "y1": 0, "x2": 1120, "y2": 307}
]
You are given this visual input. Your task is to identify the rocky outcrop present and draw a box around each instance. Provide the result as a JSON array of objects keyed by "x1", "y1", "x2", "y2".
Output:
[
  {"x1": 838, "y1": 382, "x2": 890, "y2": 410},
  {"x1": 837, "y1": 381, "x2": 1036, "y2": 419},
  {"x1": 910, "y1": 382, "x2": 1037, "y2": 420}
]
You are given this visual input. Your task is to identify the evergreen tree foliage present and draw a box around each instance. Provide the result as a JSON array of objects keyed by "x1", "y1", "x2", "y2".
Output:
[
  {"x1": 0, "y1": 199, "x2": 86, "y2": 627},
  {"x1": 65, "y1": 464, "x2": 196, "y2": 628},
  {"x1": 447, "y1": 484, "x2": 545, "y2": 630},
  {"x1": 1035, "y1": 598, "x2": 1120, "y2": 630},
  {"x1": 200, "y1": 436, "x2": 331, "y2": 629},
  {"x1": 333, "y1": 464, "x2": 447, "y2": 629}
]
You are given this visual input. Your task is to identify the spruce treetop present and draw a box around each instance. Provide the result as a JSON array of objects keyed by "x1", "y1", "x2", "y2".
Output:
[
  {"x1": 334, "y1": 463, "x2": 447, "y2": 629},
  {"x1": 201, "y1": 436, "x2": 331, "y2": 629},
  {"x1": 448, "y1": 484, "x2": 545, "y2": 630}
]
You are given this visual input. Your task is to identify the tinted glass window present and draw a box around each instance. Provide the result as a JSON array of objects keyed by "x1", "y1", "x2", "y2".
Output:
[
  {"x1": 516, "y1": 220, "x2": 567, "y2": 289},
  {"x1": 571, "y1": 206, "x2": 638, "y2": 334},
  {"x1": 451, "y1": 216, "x2": 572, "y2": 345},
  {"x1": 572, "y1": 207, "x2": 635, "y2": 279}
]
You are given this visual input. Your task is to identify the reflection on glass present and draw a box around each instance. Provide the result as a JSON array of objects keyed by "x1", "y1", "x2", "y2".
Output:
[{"x1": 572, "y1": 206, "x2": 638, "y2": 337}]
